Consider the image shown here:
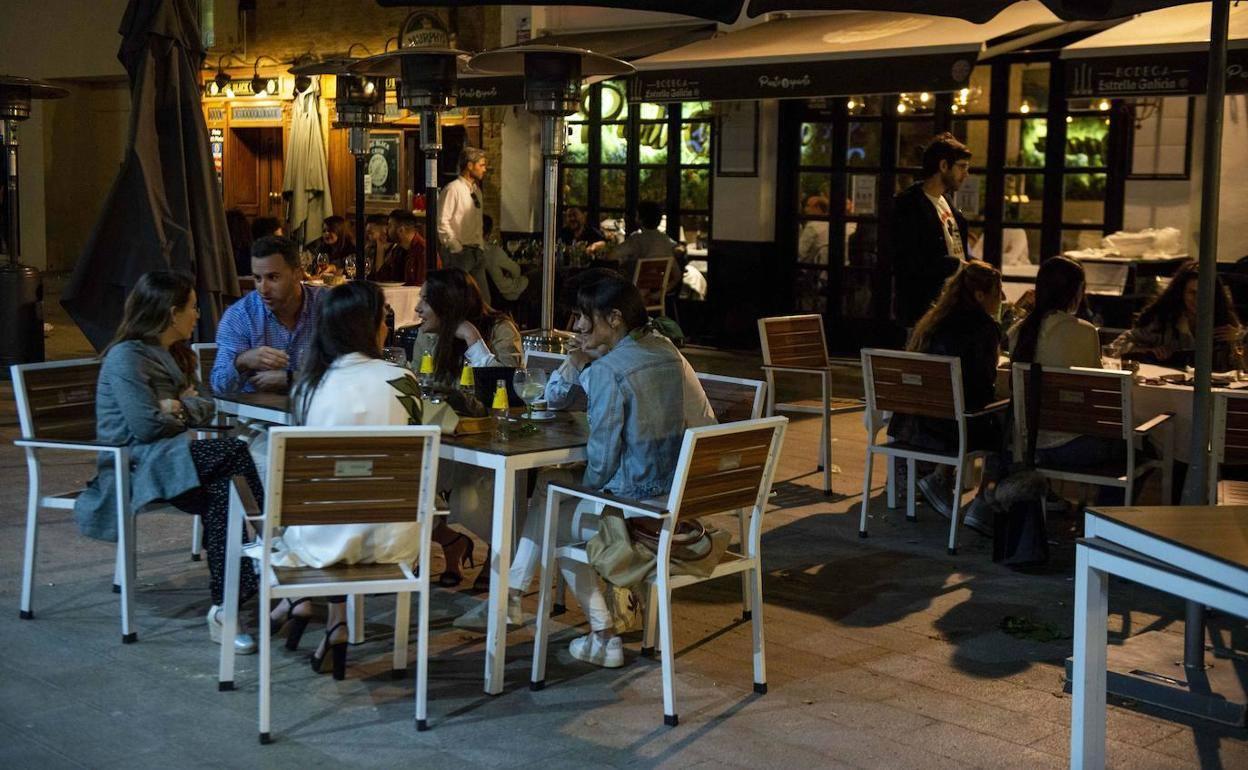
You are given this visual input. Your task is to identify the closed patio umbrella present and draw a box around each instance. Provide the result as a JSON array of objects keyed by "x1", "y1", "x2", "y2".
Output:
[
  {"x1": 283, "y1": 76, "x2": 334, "y2": 246},
  {"x1": 62, "y1": 0, "x2": 236, "y2": 349}
]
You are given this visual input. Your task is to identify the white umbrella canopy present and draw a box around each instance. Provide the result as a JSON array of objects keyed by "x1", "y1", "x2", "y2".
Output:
[{"x1": 282, "y1": 76, "x2": 333, "y2": 246}]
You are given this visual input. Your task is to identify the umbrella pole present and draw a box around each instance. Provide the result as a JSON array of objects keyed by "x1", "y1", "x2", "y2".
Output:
[
  {"x1": 354, "y1": 153, "x2": 367, "y2": 274},
  {"x1": 1180, "y1": 0, "x2": 1231, "y2": 668},
  {"x1": 422, "y1": 109, "x2": 441, "y2": 279},
  {"x1": 538, "y1": 115, "x2": 564, "y2": 346}
]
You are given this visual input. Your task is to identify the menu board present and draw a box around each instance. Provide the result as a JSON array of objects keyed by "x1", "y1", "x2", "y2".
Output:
[{"x1": 366, "y1": 131, "x2": 401, "y2": 203}]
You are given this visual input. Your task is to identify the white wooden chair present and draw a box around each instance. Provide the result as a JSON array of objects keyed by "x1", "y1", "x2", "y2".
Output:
[
  {"x1": 634, "y1": 257, "x2": 674, "y2": 317},
  {"x1": 859, "y1": 349, "x2": 1009, "y2": 555},
  {"x1": 188, "y1": 342, "x2": 224, "y2": 561},
  {"x1": 217, "y1": 425, "x2": 440, "y2": 742},
  {"x1": 1210, "y1": 390, "x2": 1248, "y2": 504},
  {"x1": 11, "y1": 358, "x2": 204, "y2": 643},
  {"x1": 1010, "y1": 364, "x2": 1173, "y2": 507},
  {"x1": 529, "y1": 416, "x2": 787, "y2": 727},
  {"x1": 758, "y1": 314, "x2": 863, "y2": 496}
]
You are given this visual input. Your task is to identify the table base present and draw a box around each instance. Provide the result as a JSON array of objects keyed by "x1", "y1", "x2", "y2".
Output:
[{"x1": 1065, "y1": 630, "x2": 1248, "y2": 726}]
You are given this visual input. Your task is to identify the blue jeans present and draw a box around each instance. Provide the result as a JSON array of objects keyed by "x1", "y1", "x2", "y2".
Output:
[{"x1": 1035, "y1": 436, "x2": 1127, "y2": 505}]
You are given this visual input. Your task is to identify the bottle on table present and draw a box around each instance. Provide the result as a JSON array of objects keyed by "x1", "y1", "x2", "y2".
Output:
[
  {"x1": 418, "y1": 352, "x2": 435, "y2": 399},
  {"x1": 459, "y1": 362, "x2": 475, "y2": 401},
  {"x1": 492, "y1": 379, "x2": 510, "y2": 441}
]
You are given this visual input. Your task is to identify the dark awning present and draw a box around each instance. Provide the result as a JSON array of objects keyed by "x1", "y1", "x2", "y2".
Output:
[
  {"x1": 1061, "y1": 2, "x2": 1247, "y2": 96},
  {"x1": 457, "y1": 23, "x2": 716, "y2": 107},
  {"x1": 377, "y1": 0, "x2": 744, "y2": 25},
  {"x1": 629, "y1": 5, "x2": 1082, "y2": 102}
]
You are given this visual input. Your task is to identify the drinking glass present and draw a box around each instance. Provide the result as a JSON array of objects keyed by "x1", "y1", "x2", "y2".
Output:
[
  {"x1": 1101, "y1": 344, "x2": 1121, "y2": 371},
  {"x1": 382, "y1": 346, "x2": 408, "y2": 368},
  {"x1": 512, "y1": 367, "x2": 548, "y2": 422},
  {"x1": 344, "y1": 255, "x2": 357, "y2": 280},
  {"x1": 300, "y1": 250, "x2": 313, "y2": 274}
]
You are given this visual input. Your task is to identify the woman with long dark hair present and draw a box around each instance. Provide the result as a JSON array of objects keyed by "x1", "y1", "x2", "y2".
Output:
[
  {"x1": 890, "y1": 260, "x2": 1004, "y2": 531},
  {"x1": 1113, "y1": 260, "x2": 1245, "y2": 370},
  {"x1": 73, "y1": 271, "x2": 265, "y2": 653},
  {"x1": 305, "y1": 215, "x2": 356, "y2": 275},
  {"x1": 413, "y1": 268, "x2": 524, "y2": 587},
  {"x1": 268, "y1": 280, "x2": 423, "y2": 679}
]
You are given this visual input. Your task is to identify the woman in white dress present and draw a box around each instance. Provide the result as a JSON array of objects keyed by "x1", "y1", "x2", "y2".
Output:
[{"x1": 267, "y1": 280, "x2": 423, "y2": 680}]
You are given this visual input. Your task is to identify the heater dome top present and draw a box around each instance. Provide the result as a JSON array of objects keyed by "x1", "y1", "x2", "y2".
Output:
[
  {"x1": 467, "y1": 45, "x2": 633, "y2": 78},
  {"x1": 349, "y1": 48, "x2": 472, "y2": 78}
]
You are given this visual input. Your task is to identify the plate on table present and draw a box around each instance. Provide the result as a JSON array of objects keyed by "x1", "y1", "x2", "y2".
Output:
[
  {"x1": 377, "y1": 281, "x2": 405, "y2": 288},
  {"x1": 527, "y1": 410, "x2": 558, "y2": 421}
]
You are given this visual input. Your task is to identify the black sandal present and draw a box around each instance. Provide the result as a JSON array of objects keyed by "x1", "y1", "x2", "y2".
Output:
[{"x1": 270, "y1": 598, "x2": 314, "y2": 651}]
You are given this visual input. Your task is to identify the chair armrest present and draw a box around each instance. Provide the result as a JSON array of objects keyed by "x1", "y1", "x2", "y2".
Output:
[
  {"x1": 14, "y1": 438, "x2": 125, "y2": 452},
  {"x1": 1134, "y1": 412, "x2": 1174, "y2": 435},
  {"x1": 547, "y1": 483, "x2": 669, "y2": 519},
  {"x1": 192, "y1": 423, "x2": 235, "y2": 434},
  {"x1": 964, "y1": 399, "x2": 1011, "y2": 419},
  {"x1": 229, "y1": 476, "x2": 262, "y2": 519}
]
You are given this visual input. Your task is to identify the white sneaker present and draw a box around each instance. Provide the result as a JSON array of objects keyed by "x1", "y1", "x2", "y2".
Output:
[
  {"x1": 207, "y1": 605, "x2": 257, "y2": 655},
  {"x1": 452, "y1": 594, "x2": 526, "y2": 632},
  {"x1": 568, "y1": 633, "x2": 624, "y2": 668}
]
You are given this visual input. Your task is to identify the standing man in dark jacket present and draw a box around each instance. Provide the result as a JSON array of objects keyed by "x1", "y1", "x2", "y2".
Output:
[{"x1": 891, "y1": 132, "x2": 973, "y2": 330}]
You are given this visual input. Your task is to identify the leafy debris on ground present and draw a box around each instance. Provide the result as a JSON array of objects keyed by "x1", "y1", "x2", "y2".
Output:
[{"x1": 1000, "y1": 615, "x2": 1070, "y2": 643}]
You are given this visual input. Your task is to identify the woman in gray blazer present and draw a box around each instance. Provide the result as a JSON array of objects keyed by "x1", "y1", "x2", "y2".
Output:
[{"x1": 73, "y1": 271, "x2": 265, "y2": 653}]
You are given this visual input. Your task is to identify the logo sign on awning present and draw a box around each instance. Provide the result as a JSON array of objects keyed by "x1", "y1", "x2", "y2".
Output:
[
  {"x1": 457, "y1": 76, "x2": 527, "y2": 107},
  {"x1": 629, "y1": 52, "x2": 974, "y2": 103},
  {"x1": 1066, "y1": 49, "x2": 1248, "y2": 97}
]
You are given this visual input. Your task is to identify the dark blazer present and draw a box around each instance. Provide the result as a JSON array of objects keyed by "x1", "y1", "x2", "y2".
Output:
[{"x1": 892, "y1": 183, "x2": 969, "y2": 327}]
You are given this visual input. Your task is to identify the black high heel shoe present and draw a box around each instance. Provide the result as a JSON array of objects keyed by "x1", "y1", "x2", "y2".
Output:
[
  {"x1": 270, "y1": 598, "x2": 314, "y2": 651},
  {"x1": 438, "y1": 532, "x2": 476, "y2": 588},
  {"x1": 472, "y1": 546, "x2": 492, "y2": 593},
  {"x1": 310, "y1": 622, "x2": 349, "y2": 680}
]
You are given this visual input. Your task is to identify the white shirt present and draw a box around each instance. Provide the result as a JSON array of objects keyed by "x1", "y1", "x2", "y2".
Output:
[
  {"x1": 272, "y1": 354, "x2": 423, "y2": 568},
  {"x1": 797, "y1": 221, "x2": 829, "y2": 265},
  {"x1": 437, "y1": 176, "x2": 484, "y2": 254},
  {"x1": 925, "y1": 192, "x2": 965, "y2": 259},
  {"x1": 612, "y1": 228, "x2": 677, "y2": 263}
]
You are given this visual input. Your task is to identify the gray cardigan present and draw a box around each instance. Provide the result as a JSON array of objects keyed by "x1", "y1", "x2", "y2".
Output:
[{"x1": 73, "y1": 340, "x2": 216, "y2": 541}]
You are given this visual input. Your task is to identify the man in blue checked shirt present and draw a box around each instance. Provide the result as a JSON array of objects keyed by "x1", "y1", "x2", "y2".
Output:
[{"x1": 211, "y1": 235, "x2": 326, "y2": 394}]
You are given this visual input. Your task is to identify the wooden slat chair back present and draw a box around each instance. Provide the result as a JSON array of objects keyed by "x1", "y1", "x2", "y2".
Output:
[
  {"x1": 860, "y1": 349, "x2": 999, "y2": 555},
  {"x1": 696, "y1": 373, "x2": 767, "y2": 424},
  {"x1": 1212, "y1": 391, "x2": 1248, "y2": 503},
  {"x1": 757, "y1": 314, "x2": 860, "y2": 495},
  {"x1": 531, "y1": 416, "x2": 788, "y2": 726},
  {"x1": 12, "y1": 357, "x2": 191, "y2": 642},
  {"x1": 15, "y1": 359, "x2": 101, "y2": 442},
  {"x1": 758, "y1": 314, "x2": 829, "y2": 369},
  {"x1": 634, "y1": 257, "x2": 673, "y2": 316},
  {"x1": 864, "y1": 351, "x2": 960, "y2": 421},
  {"x1": 220, "y1": 425, "x2": 441, "y2": 739},
  {"x1": 1011, "y1": 364, "x2": 1172, "y2": 507}
]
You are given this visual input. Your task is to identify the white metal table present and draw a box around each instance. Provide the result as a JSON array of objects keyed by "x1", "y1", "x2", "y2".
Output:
[
  {"x1": 213, "y1": 392, "x2": 589, "y2": 695},
  {"x1": 1071, "y1": 506, "x2": 1248, "y2": 769}
]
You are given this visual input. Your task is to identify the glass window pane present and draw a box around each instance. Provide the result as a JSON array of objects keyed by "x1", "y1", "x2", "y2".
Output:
[
  {"x1": 1009, "y1": 62, "x2": 1050, "y2": 112},
  {"x1": 1000, "y1": 227, "x2": 1041, "y2": 265},
  {"x1": 800, "y1": 122, "x2": 833, "y2": 166},
  {"x1": 895, "y1": 173, "x2": 917, "y2": 195},
  {"x1": 897, "y1": 92, "x2": 936, "y2": 116},
  {"x1": 951, "y1": 119, "x2": 989, "y2": 161},
  {"x1": 599, "y1": 210, "x2": 627, "y2": 245},
  {"x1": 1004, "y1": 174, "x2": 1044, "y2": 223},
  {"x1": 599, "y1": 123, "x2": 628, "y2": 164},
  {"x1": 845, "y1": 221, "x2": 879, "y2": 267},
  {"x1": 562, "y1": 167, "x2": 588, "y2": 207},
  {"x1": 953, "y1": 66, "x2": 991, "y2": 115},
  {"x1": 1062, "y1": 229, "x2": 1104, "y2": 253},
  {"x1": 847, "y1": 122, "x2": 881, "y2": 167},
  {"x1": 566, "y1": 123, "x2": 589, "y2": 163},
  {"x1": 682, "y1": 101, "x2": 713, "y2": 120},
  {"x1": 638, "y1": 102, "x2": 668, "y2": 121},
  {"x1": 681, "y1": 168, "x2": 710, "y2": 210},
  {"x1": 1063, "y1": 173, "x2": 1107, "y2": 225},
  {"x1": 797, "y1": 219, "x2": 829, "y2": 265},
  {"x1": 898, "y1": 122, "x2": 938, "y2": 167},
  {"x1": 799, "y1": 172, "x2": 831, "y2": 212},
  {"x1": 954, "y1": 174, "x2": 986, "y2": 220},
  {"x1": 573, "y1": 85, "x2": 592, "y2": 122},
  {"x1": 639, "y1": 167, "x2": 666, "y2": 205},
  {"x1": 842, "y1": 266, "x2": 873, "y2": 318},
  {"x1": 638, "y1": 123, "x2": 668, "y2": 163},
  {"x1": 599, "y1": 82, "x2": 628, "y2": 120},
  {"x1": 847, "y1": 173, "x2": 877, "y2": 216},
  {"x1": 846, "y1": 95, "x2": 882, "y2": 116},
  {"x1": 601, "y1": 168, "x2": 626, "y2": 209},
  {"x1": 1065, "y1": 116, "x2": 1111, "y2": 168},
  {"x1": 793, "y1": 266, "x2": 828, "y2": 314},
  {"x1": 680, "y1": 122, "x2": 712, "y2": 164},
  {"x1": 681, "y1": 214, "x2": 709, "y2": 250},
  {"x1": 1006, "y1": 119, "x2": 1048, "y2": 167}
]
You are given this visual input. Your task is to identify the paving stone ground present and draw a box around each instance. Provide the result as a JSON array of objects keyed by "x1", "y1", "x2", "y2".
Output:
[{"x1": 0, "y1": 281, "x2": 1243, "y2": 768}]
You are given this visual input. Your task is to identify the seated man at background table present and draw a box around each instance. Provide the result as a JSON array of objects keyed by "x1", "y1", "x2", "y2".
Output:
[
  {"x1": 611, "y1": 200, "x2": 677, "y2": 284},
  {"x1": 373, "y1": 210, "x2": 427, "y2": 286},
  {"x1": 211, "y1": 234, "x2": 326, "y2": 395}
]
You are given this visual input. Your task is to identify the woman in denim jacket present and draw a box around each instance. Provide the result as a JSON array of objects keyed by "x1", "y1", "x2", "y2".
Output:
[{"x1": 454, "y1": 270, "x2": 714, "y2": 666}]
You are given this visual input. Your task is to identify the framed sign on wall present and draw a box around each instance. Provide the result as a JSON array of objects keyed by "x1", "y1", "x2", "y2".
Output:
[{"x1": 365, "y1": 130, "x2": 402, "y2": 204}]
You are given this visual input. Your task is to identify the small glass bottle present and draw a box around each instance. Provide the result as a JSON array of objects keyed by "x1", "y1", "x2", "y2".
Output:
[
  {"x1": 459, "y1": 362, "x2": 475, "y2": 400},
  {"x1": 418, "y1": 352, "x2": 435, "y2": 399},
  {"x1": 492, "y1": 379, "x2": 510, "y2": 441}
]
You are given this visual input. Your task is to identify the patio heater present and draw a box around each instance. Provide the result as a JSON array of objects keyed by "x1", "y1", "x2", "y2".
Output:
[
  {"x1": 353, "y1": 47, "x2": 467, "y2": 276},
  {"x1": 468, "y1": 46, "x2": 634, "y2": 352},
  {"x1": 289, "y1": 59, "x2": 387, "y2": 270},
  {"x1": 0, "y1": 75, "x2": 67, "y2": 375}
]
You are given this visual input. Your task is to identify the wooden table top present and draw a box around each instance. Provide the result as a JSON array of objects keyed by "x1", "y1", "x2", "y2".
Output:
[
  {"x1": 214, "y1": 391, "x2": 292, "y2": 411},
  {"x1": 1087, "y1": 505, "x2": 1248, "y2": 571}
]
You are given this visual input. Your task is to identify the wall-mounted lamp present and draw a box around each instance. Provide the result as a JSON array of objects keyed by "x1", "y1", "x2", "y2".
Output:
[{"x1": 251, "y1": 56, "x2": 282, "y2": 97}]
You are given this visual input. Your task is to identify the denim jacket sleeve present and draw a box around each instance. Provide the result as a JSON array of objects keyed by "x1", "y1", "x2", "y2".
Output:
[
  {"x1": 579, "y1": 362, "x2": 626, "y2": 491},
  {"x1": 545, "y1": 358, "x2": 585, "y2": 411}
]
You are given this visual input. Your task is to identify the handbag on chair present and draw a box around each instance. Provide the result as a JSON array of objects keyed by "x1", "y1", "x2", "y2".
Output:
[{"x1": 991, "y1": 363, "x2": 1050, "y2": 567}]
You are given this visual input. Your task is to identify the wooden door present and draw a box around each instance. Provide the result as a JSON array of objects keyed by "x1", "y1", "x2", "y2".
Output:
[{"x1": 226, "y1": 127, "x2": 284, "y2": 220}]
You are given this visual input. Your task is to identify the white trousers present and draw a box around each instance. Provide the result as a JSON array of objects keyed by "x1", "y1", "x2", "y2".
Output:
[{"x1": 510, "y1": 469, "x2": 611, "y2": 632}]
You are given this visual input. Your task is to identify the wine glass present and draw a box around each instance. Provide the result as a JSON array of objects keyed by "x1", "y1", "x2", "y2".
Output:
[
  {"x1": 299, "y1": 249, "x2": 313, "y2": 274},
  {"x1": 314, "y1": 251, "x2": 329, "y2": 275},
  {"x1": 512, "y1": 367, "x2": 548, "y2": 423},
  {"x1": 344, "y1": 255, "x2": 357, "y2": 280}
]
